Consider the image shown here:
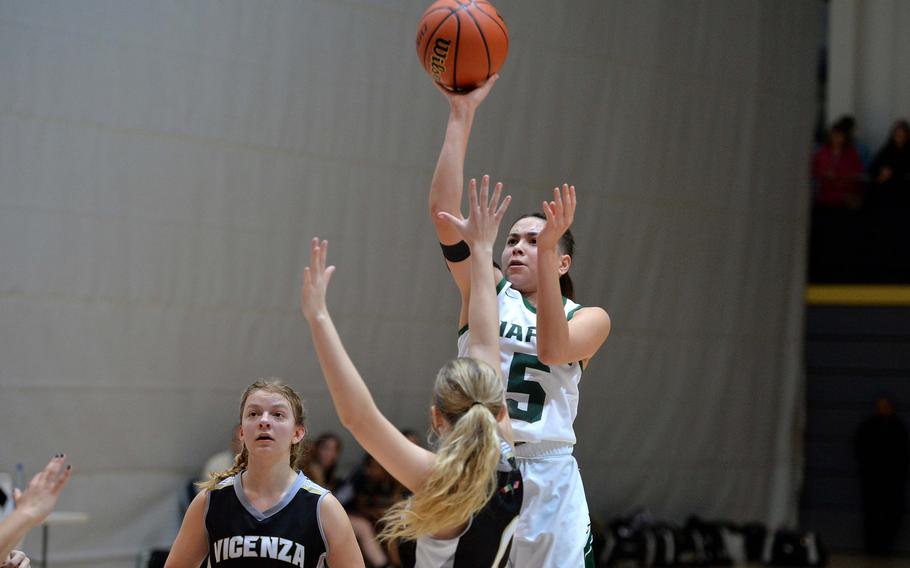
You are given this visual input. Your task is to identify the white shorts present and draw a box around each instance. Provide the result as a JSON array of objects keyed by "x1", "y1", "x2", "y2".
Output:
[{"x1": 510, "y1": 443, "x2": 594, "y2": 567}]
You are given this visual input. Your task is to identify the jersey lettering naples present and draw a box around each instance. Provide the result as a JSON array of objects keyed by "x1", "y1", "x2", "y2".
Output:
[
  {"x1": 212, "y1": 535, "x2": 306, "y2": 566},
  {"x1": 499, "y1": 321, "x2": 537, "y2": 343}
]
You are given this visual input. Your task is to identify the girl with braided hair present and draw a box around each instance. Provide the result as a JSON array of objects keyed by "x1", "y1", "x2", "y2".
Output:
[{"x1": 165, "y1": 380, "x2": 363, "y2": 568}]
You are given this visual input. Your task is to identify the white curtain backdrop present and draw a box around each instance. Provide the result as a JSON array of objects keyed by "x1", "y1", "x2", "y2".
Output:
[
  {"x1": 0, "y1": 1, "x2": 820, "y2": 566},
  {"x1": 828, "y1": 0, "x2": 910, "y2": 152}
]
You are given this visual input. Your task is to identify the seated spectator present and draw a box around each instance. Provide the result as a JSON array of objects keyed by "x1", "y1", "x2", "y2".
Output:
[
  {"x1": 337, "y1": 454, "x2": 402, "y2": 568},
  {"x1": 811, "y1": 120, "x2": 866, "y2": 208},
  {"x1": 304, "y1": 432, "x2": 343, "y2": 490},
  {"x1": 0, "y1": 455, "x2": 72, "y2": 562},
  {"x1": 384, "y1": 429, "x2": 421, "y2": 567},
  {"x1": 869, "y1": 119, "x2": 910, "y2": 208}
]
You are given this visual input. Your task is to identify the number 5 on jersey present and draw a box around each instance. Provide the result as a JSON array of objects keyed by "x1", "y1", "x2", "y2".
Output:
[{"x1": 506, "y1": 353, "x2": 548, "y2": 423}]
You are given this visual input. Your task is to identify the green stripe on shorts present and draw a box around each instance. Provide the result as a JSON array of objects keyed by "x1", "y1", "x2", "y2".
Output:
[{"x1": 584, "y1": 524, "x2": 595, "y2": 567}]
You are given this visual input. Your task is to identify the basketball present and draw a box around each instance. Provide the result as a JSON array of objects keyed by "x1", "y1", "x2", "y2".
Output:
[{"x1": 415, "y1": 0, "x2": 509, "y2": 92}]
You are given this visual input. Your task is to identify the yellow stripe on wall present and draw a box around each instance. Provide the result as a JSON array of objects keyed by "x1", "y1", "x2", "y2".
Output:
[{"x1": 806, "y1": 285, "x2": 910, "y2": 306}]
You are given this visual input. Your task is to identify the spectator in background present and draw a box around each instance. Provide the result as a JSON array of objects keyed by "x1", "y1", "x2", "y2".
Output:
[
  {"x1": 183, "y1": 424, "x2": 243, "y2": 523},
  {"x1": 869, "y1": 120, "x2": 910, "y2": 208},
  {"x1": 384, "y1": 430, "x2": 421, "y2": 567},
  {"x1": 834, "y1": 115, "x2": 871, "y2": 167},
  {"x1": 811, "y1": 120, "x2": 866, "y2": 209},
  {"x1": 197, "y1": 423, "x2": 242, "y2": 486},
  {"x1": 809, "y1": 120, "x2": 869, "y2": 281},
  {"x1": 305, "y1": 432, "x2": 343, "y2": 491},
  {"x1": 337, "y1": 454, "x2": 402, "y2": 568},
  {"x1": 855, "y1": 396, "x2": 909, "y2": 556}
]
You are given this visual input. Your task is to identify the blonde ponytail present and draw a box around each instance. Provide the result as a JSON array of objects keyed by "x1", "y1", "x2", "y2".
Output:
[
  {"x1": 197, "y1": 379, "x2": 308, "y2": 492},
  {"x1": 380, "y1": 358, "x2": 504, "y2": 542}
]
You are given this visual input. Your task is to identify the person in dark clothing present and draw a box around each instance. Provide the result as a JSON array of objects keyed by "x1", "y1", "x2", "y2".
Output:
[
  {"x1": 868, "y1": 120, "x2": 910, "y2": 208},
  {"x1": 339, "y1": 454, "x2": 402, "y2": 568},
  {"x1": 863, "y1": 120, "x2": 910, "y2": 279},
  {"x1": 855, "y1": 396, "x2": 909, "y2": 555}
]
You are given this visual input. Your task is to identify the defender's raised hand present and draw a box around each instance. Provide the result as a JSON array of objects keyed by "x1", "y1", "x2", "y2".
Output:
[
  {"x1": 436, "y1": 175, "x2": 511, "y2": 251},
  {"x1": 301, "y1": 238, "x2": 336, "y2": 322}
]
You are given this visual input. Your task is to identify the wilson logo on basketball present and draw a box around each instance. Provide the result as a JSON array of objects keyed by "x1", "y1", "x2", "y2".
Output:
[
  {"x1": 415, "y1": 0, "x2": 509, "y2": 91},
  {"x1": 416, "y1": 23, "x2": 428, "y2": 48},
  {"x1": 430, "y1": 37, "x2": 452, "y2": 81}
]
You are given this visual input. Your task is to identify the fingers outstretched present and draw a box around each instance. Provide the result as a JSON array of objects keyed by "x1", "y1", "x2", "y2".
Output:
[{"x1": 438, "y1": 175, "x2": 511, "y2": 249}]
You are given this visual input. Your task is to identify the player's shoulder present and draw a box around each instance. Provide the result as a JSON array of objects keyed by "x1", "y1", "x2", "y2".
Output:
[
  {"x1": 210, "y1": 475, "x2": 237, "y2": 492},
  {"x1": 297, "y1": 472, "x2": 330, "y2": 497},
  {"x1": 567, "y1": 303, "x2": 610, "y2": 329},
  {"x1": 572, "y1": 304, "x2": 609, "y2": 319}
]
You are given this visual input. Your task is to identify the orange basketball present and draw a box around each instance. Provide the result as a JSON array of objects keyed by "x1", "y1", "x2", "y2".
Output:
[{"x1": 415, "y1": 0, "x2": 509, "y2": 92}]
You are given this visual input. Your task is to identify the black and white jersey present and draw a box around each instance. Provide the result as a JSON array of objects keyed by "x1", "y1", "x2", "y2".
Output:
[
  {"x1": 398, "y1": 439, "x2": 523, "y2": 568},
  {"x1": 204, "y1": 471, "x2": 328, "y2": 568}
]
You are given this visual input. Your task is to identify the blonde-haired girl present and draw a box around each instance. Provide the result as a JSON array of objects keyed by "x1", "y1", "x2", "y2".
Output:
[
  {"x1": 165, "y1": 380, "x2": 363, "y2": 568},
  {"x1": 301, "y1": 178, "x2": 522, "y2": 567}
]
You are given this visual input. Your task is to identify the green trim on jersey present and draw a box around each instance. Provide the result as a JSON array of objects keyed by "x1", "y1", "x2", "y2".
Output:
[
  {"x1": 511, "y1": 281, "x2": 586, "y2": 367},
  {"x1": 521, "y1": 293, "x2": 568, "y2": 314},
  {"x1": 460, "y1": 280, "x2": 508, "y2": 338}
]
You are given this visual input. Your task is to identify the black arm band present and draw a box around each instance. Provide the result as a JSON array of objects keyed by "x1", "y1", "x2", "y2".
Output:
[{"x1": 440, "y1": 240, "x2": 471, "y2": 263}]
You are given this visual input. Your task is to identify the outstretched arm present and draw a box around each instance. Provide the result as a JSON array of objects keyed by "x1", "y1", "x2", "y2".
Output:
[
  {"x1": 437, "y1": 176, "x2": 509, "y2": 372},
  {"x1": 301, "y1": 240, "x2": 436, "y2": 494},
  {"x1": 437, "y1": 176, "x2": 514, "y2": 443},
  {"x1": 429, "y1": 76, "x2": 502, "y2": 311},
  {"x1": 535, "y1": 186, "x2": 611, "y2": 366},
  {"x1": 0, "y1": 455, "x2": 72, "y2": 561}
]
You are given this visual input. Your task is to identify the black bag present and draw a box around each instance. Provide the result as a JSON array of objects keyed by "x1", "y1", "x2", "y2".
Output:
[{"x1": 742, "y1": 522, "x2": 768, "y2": 562}]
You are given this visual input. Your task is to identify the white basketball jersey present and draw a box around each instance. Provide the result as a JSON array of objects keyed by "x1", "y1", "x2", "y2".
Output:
[{"x1": 457, "y1": 278, "x2": 584, "y2": 444}]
